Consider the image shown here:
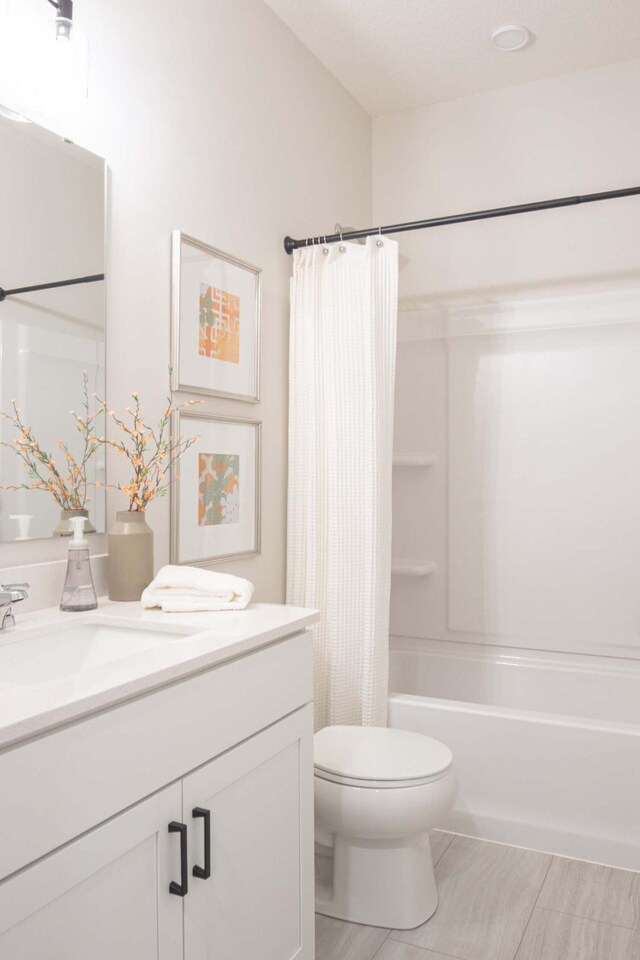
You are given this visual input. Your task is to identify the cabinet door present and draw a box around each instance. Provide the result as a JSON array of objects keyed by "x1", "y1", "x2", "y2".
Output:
[
  {"x1": 0, "y1": 782, "x2": 183, "y2": 960},
  {"x1": 183, "y1": 704, "x2": 314, "y2": 960}
]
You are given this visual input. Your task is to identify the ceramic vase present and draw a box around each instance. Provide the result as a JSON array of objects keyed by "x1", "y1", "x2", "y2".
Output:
[
  {"x1": 107, "y1": 510, "x2": 154, "y2": 601},
  {"x1": 53, "y1": 508, "x2": 96, "y2": 537}
]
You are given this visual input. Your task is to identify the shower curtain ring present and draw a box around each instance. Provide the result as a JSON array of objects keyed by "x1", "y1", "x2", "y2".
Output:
[
  {"x1": 376, "y1": 226, "x2": 384, "y2": 247},
  {"x1": 339, "y1": 230, "x2": 346, "y2": 253}
]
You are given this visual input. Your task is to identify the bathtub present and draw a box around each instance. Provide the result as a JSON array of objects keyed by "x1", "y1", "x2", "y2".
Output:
[{"x1": 388, "y1": 636, "x2": 640, "y2": 871}]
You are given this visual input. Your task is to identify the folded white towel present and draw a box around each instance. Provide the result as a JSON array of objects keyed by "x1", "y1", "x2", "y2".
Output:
[{"x1": 141, "y1": 565, "x2": 254, "y2": 613}]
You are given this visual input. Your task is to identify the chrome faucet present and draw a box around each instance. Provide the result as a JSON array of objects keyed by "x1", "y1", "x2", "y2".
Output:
[{"x1": 0, "y1": 583, "x2": 29, "y2": 631}]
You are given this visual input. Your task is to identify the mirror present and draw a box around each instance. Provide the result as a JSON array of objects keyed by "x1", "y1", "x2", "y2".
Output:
[{"x1": 0, "y1": 117, "x2": 106, "y2": 543}]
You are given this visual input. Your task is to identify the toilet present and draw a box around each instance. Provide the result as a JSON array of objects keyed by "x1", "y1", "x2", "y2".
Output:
[{"x1": 314, "y1": 725, "x2": 457, "y2": 930}]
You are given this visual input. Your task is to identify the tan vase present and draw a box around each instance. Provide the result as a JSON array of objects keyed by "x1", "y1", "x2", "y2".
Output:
[
  {"x1": 107, "y1": 510, "x2": 154, "y2": 601},
  {"x1": 53, "y1": 508, "x2": 97, "y2": 537}
]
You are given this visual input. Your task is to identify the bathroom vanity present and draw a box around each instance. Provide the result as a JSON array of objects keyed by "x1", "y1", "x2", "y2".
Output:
[{"x1": 0, "y1": 602, "x2": 317, "y2": 959}]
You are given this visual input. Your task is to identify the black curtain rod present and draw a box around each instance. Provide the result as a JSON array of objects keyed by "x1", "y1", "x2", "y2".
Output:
[
  {"x1": 283, "y1": 185, "x2": 640, "y2": 255},
  {"x1": 0, "y1": 273, "x2": 105, "y2": 302}
]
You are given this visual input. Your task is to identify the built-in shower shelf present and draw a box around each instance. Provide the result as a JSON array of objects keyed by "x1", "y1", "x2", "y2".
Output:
[
  {"x1": 393, "y1": 454, "x2": 437, "y2": 467},
  {"x1": 391, "y1": 561, "x2": 437, "y2": 578}
]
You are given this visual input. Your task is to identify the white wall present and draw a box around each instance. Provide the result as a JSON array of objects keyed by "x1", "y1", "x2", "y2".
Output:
[
  {"x1": 0, "y1": 0, "x2": 371, "y2": 609},
  {"x1": 374, "y1": 59, "x2": 640, "y2": 657}
]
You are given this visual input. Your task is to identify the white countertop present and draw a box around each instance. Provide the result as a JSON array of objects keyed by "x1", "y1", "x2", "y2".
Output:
[{"x1": 0, "y1": 600, "x2": 319, "y2": 750}]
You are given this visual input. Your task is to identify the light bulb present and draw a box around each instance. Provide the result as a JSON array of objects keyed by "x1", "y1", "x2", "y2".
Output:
[
  {"x1": 0, "y1": 4, "x2": 89, "y2": 128},
  {"x1": 33, "y1": 10, "x2": 89, "y2": 117}
]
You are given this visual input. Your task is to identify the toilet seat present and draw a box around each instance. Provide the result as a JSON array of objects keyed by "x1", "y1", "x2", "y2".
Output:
[
  {"x1": 314, "y1": 768, "x2": 450, "y2": 789},
  {"x1": 314, "y1": 725, "x2": 453, "y2": 790}
]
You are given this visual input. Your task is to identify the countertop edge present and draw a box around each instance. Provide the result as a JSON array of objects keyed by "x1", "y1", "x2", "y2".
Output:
[{"x1": 0, "y1": 601, "x2": 319, "y2": 751}]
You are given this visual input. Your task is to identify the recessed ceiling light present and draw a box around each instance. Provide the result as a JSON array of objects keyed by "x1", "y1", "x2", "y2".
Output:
[{"x1": 491, "y1": 24, "x2": 531, "y2": 52}]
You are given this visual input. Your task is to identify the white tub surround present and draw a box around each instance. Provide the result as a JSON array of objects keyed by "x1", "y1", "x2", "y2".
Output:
[
  {"x1": 389, "y1": 636, "x2": 640, "y2": 871},
  {"x1": 287, "y1": 239, "x2": 398, "y2": 728},
  {"x1": 379, "y1": 60, "x2": 640, "y2": 668},
  {"x1": 0, "y1": 602, "x2": 318, "y2": 960}
]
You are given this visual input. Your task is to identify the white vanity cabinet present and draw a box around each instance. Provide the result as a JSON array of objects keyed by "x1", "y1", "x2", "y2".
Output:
[
  {"x1": 0, "y1": 783, "x2": 184, "y2": 960},
  {"x1": 182, "y1": 708, "x2": 313, "y2": 960},
  {"x1": 0, "y1": 623, "x2": 315, "y2": 960}
]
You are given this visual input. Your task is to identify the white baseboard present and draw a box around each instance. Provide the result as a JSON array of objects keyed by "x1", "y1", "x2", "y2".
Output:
[{"x1": 445, "y1": 811, "x2": 640, "y2": 873}]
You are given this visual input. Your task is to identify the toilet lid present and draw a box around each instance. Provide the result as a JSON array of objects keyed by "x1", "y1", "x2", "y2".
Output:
[{"x1": 314, "y1": 726, "x2": 453, "y2": 786}]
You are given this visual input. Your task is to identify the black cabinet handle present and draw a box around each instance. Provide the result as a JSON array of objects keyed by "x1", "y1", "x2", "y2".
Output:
[
  {"x1": 168, "y1": 821, "x2": 189, "y2": 896},
  {"x1": 192, "y1": 807, "x2": 211, "y2": 880}
]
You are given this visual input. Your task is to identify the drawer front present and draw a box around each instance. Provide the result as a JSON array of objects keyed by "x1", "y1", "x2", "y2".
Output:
[{"x1": 0, "y1": 631, "x2": 312, "y2": 881}]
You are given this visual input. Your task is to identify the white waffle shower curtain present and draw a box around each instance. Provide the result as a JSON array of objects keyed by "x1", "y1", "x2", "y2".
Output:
[{"x1": 287, "y1": 237, "x2": 398, "y2": 730}]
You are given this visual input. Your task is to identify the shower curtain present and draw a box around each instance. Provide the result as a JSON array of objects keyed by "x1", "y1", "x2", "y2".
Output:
[{"x1": 287, "y1": 237, "x2": 398, "y2": 730}]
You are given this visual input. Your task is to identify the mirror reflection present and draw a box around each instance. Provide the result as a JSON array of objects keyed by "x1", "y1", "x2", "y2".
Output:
[{"x1": 0, "y1": 117, "x2": 106, "y2": 543}]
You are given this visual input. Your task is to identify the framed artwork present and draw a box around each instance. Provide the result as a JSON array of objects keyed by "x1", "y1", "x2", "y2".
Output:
[
  {"x1": 171, "y1": 231, "x2": 261, "y2": 402},
  {"x1": 171, "y1": 411, "x2": 261, "y2": 566}
]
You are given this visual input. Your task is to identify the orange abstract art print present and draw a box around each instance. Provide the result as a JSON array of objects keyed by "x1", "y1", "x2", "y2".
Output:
[
  {"x1": 199, "y1": 284, "x2": 240, "y2": 364},
  {"x1": 198, "y1": 453, "x2": 240, "y2": 526}
]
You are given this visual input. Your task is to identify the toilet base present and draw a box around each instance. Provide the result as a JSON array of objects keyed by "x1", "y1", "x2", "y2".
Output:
[{"x1": 315, "y1": 831, "x2": 438, "y2": 930}]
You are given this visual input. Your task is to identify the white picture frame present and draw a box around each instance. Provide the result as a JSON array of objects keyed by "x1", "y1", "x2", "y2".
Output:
[
  {"x1": 171, "y1": 231, "x2": 261, "y2": 402},
  {"x1": 171, "y1": 411, "x2": 261, "y2": 566}
]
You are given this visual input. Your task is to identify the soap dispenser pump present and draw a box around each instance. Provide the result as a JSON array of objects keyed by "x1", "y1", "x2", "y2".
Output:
[{"x1": 60, "y1": 516, "x2": 98, "y2": 612}]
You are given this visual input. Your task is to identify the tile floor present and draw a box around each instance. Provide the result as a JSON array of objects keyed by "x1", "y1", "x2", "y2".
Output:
[{"x1": 315, "y1": 832, "x2": 640, "y2": 960}]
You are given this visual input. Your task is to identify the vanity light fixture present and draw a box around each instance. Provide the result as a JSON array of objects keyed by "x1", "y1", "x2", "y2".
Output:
[
  {"x1": 0, "y1": 0, "x2": 88, "y2": 123},
  {"x1": 491, "y1": 24, "x2": 531, "y2": 52},
  {"x1": 46, "y1": 0, "x2": 76, "y2": 40},
  {"x1": 35, "y1": 0, "x2": 89, "y2": 114}
]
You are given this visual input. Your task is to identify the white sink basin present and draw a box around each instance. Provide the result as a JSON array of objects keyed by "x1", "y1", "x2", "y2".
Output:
[{"x1": 0, "y1": 622, "x2": 193, "y2": 686}]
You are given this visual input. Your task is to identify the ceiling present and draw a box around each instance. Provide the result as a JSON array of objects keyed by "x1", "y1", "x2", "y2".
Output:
[{"x1": 263, "y1": 0, "x2": 640, "y2": 116}]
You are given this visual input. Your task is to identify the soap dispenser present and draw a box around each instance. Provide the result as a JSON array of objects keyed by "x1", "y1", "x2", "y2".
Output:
[{"x1": 60, "y1": 516, "x2": 98, "y2": 612}]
